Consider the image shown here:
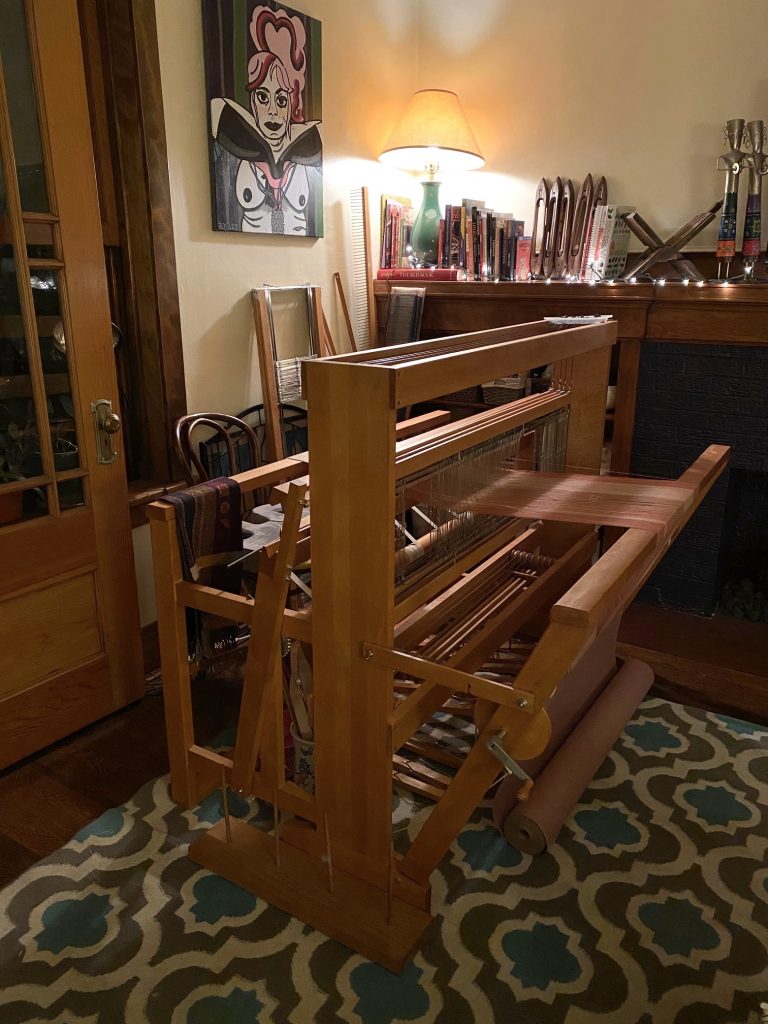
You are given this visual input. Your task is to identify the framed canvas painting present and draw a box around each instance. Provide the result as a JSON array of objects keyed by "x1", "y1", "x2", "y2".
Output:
[{"x1": 202, "y1": 1, "x2": 323, "y2": 236}]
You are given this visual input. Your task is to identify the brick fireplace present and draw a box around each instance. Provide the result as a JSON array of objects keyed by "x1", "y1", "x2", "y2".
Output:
[{"x1": 631, "y1": 341, "x2": 768, "y2": 617}]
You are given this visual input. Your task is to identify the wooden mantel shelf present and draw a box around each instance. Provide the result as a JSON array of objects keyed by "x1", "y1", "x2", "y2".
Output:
[{"x1": 373, "y1": 279, "x2": 768, "y2": 345}]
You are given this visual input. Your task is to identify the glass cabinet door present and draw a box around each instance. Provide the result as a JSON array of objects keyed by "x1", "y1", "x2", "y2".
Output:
[{"x1": 0, "y1": 0, "x2": 85, "y2": 526}]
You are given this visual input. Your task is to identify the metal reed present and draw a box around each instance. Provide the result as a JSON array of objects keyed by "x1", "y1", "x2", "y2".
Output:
[{"x1": 395, "y1": 407, "x2": 570, "y2": 590}]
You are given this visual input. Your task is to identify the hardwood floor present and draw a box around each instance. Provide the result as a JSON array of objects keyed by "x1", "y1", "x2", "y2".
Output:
[{"x1": 0, "y1": 670, "x2": 243, "y2": 890}]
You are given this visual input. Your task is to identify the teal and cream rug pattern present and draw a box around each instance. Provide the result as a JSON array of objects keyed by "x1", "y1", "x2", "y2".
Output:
[{"x1": 0, "y1": 698, "x2": 767, "y2": 1023}]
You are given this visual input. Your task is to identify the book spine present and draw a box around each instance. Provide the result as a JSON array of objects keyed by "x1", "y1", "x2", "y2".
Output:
[
  {"x1": 471, "y1": 207, "x2": 480, "y2": 280},
  {"x1": 515, "y1": 236, "x2": 532, "y2": 281},
  {"x1": 437, "y1": 218, "x2": 445, "y2": 267},
  {"x1": 450, "y1": 207, "x2": 462, "y2": 269},
  {"x1": 489, "y1": 214, "x2": 496, "y2": 278},
  {"x1": 443, "y1": 205, "x2": 452, "y2": 267},
  {"x1": 381, "y1": 203, "x2": 390, "y2": 268},
  {"x1": 466, "y1": 212, "x2": 474, "y2": 279},
  {"x1": 376, "y1": 268, "x2": 467, "y2": 281},
  {"x1": 479, "y1": 211, "x2": 487, "y2": 279}
]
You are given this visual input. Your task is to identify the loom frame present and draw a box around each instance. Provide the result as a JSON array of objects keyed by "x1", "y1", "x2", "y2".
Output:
[{"x1": 149, "y1": 318, "x2": 729, "y2": 972}]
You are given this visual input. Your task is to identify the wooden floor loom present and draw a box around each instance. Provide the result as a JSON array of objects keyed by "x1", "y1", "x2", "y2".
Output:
[{"x1": 148, "y1": 318, "x2": 728, "y2": 972}]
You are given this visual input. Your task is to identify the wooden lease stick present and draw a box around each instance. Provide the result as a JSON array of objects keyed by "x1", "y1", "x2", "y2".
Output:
[
  {"x1": 321, "y1": 309, "x2": 337, "y2": 356},
  {"x1": 334, "y1": 271, "x2": 357, "y2": 351},
  {"x1": 221, "y1": 767, "x2": 232, "y2": 842}
]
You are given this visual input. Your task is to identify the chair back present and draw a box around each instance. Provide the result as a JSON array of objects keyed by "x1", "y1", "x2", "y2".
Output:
[
  {"x1": 237, "y1": 403, "x2": 308, "y2": 460},
  {"x1": 174, "y1": 413, "x2": 262, "y2": 487},
  {"x1": 382, "y1": 286, "x2": 426, "y2": 346}
]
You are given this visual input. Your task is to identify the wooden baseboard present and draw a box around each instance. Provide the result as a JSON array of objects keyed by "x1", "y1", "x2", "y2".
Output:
[
  {"x1": 141, "y1": 621, "x2": 160, "y2": 676},
  {"x1": 618, "y1": 603, "x2": 768, "y2": 725}
]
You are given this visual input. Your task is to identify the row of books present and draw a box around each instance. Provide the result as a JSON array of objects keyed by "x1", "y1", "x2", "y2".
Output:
[
  {"x1": 379, "y1": 195, "x2": 530, "y2": 281},
  {"x1": 441, "y1": 201, "x2": 526, "y2": 281},
  {"x1": 378, "y1": 192, "x2": 633, "y2": 283},
  {"x1": 379, "y1": 195, "x2": 415, "y2": 271}
]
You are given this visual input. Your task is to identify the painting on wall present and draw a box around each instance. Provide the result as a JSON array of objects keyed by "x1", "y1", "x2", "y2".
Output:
[{"x1": 202, "y1": 1, "x2": 323, "y2": 237}]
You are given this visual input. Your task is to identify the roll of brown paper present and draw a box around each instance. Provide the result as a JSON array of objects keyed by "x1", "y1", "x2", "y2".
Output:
[{"x1": 493, "y1": 658, "x2": 654, "y2": 855}]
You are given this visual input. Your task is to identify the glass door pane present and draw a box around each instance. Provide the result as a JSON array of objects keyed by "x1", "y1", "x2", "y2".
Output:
[
  {"x1": 0, "y1": 220, "x2": 48, "y2": 523},
  {"x1": 0, "y1": 0, "x2": 50, "y2": 213},
  {"x1": 0, "y1": 1, "x2": 59, "y2": 521}
]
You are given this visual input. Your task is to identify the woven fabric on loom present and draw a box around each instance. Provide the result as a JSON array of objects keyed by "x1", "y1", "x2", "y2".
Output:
[{"x1": 410, "y1": 470, "x2": 694, "y2": 534}]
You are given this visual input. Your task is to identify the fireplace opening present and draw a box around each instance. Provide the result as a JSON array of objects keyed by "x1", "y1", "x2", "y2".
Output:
[{"x1": 717, "y1": 468, "x2": 768, "y2": 623}]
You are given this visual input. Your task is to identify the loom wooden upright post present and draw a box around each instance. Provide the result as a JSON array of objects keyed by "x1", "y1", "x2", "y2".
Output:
[{"x1": 308, "y1": 361, "x2": 397, "y2": 891}]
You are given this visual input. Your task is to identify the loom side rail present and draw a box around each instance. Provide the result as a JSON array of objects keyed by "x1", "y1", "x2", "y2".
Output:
[
  {"x1": 551, "y1": 444, "x2": 730, "y2": 632},
  {"x1": 302, "y1": 318, "x2": 616, "y2": 410}
]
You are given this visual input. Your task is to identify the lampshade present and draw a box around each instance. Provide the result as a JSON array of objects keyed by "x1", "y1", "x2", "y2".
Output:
[{"x1": 379, "y1": 89, "x2": 484, "y2": 173}]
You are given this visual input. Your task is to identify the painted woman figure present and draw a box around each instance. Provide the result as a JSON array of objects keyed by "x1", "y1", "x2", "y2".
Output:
[{"x1": 210, "y1": 5, "x2": 322, "y2": 235}]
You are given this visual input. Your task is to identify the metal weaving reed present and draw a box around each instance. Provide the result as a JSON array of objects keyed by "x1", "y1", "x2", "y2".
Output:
[
  {"x1": 275, "y1": 355, "x2": 316, "y2": 402},
  {"x1": 395, "y1": 408, "x2": 570, "y2": 589},
  {"x1": 263, "y1": 284, "x2": 321, "y2": 403}
]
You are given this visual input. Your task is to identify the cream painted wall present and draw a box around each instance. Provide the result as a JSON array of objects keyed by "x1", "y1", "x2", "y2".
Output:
[
  {"x1": 155, "y1": 0, "x2": 418, "y2": 417},
  {"x1": 418, "y1": 0, "x2": 768, "y2": 249},
  {"x1": 135, "y1": 1, "x2": 419, "y2": 626},
  {"x1": 137, "y1": 0, "x2": 768, "y2": 628}
]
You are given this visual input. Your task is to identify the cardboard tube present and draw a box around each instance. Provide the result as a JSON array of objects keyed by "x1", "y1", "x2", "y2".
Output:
[{"x1": 493, "y1": 658, "x2": 654, "y2": 854}]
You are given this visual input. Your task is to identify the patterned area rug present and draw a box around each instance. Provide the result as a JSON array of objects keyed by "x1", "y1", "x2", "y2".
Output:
[{"x1": 1, "y1": 698, "x2": 767, "y2": 1024}]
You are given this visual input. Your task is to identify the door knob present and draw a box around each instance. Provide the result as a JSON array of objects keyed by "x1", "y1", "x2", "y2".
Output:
[
  {"x1": 91, "y1": 399, "x2": 121, "y2": 464},
  {"x1": 103, "y1": 411, "x2": 121, "y2": 434}
]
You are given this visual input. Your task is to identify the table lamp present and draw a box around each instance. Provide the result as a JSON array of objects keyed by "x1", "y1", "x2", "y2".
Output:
[{"x1": 379, "y1": 89, "x2": 484, "y2": 266}]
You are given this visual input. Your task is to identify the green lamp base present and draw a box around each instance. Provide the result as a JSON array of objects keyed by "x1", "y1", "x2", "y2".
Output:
[{"x1": 410, "y1": 179, "x2": 442, "y2": 267}]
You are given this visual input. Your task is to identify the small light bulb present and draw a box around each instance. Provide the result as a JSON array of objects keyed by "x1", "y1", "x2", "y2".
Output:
[
  {"x1": 588, "y1": 278, "x2": 597, "y2": 286},
  {"x1": 697, "y1": 279, "x2": 705, "y2": 288},
  {"x1": 682, "y1": 278, "x2": 690, "y2": 286},
  {"x1": 629, "y1": 276, "x2": 637, "y2": 284},
  {"x1": 545, "y1": 277, "x2": 552, "y2": 285},
  {"x1": 657, "y1": 277, "x2": 666, "y2": 286}
]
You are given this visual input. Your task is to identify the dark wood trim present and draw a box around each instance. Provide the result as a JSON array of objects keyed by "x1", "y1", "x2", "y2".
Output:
[
  {"x1": 141, "y1": 620, "x2": 160, "y2": 676},
  {"x1": 79, "y1": 0, "x2": 187, "y2": 485}
]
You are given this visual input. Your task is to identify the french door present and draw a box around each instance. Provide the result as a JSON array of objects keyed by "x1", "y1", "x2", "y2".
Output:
[{"x1": 0, "y1": 0, "x2": 143, "y2": 767}]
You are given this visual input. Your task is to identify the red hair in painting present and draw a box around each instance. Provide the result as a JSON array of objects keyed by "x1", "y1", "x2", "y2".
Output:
[{"x1": 247, "y1": 6, "x2": 307, "y2": 123}]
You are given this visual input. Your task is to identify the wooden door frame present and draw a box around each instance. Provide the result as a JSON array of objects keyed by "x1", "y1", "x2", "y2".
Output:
[{"x1": 78, "y1": 0, "x2": 187, "y2": 490}]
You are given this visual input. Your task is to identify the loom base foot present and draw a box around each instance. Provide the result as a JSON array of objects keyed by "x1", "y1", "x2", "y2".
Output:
[{"x1": 189, "y1": 818, "x2": 433, "y2": 973}]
